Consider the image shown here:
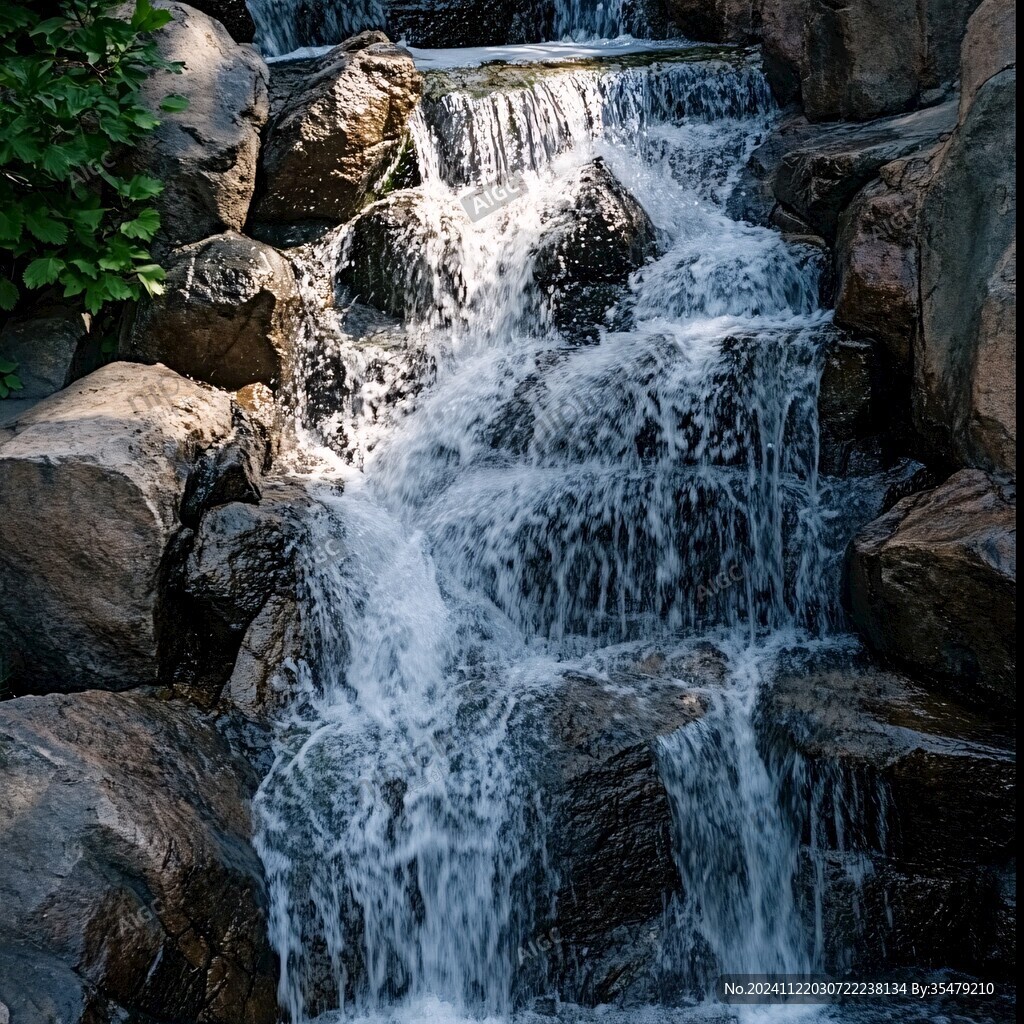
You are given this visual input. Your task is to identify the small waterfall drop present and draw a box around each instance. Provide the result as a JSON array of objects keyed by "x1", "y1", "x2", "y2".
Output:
[{"x1": 254, "y1": 45, "x2": 893, "y2": 1024}]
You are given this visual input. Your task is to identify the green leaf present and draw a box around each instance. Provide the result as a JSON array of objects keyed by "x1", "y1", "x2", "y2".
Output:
[
  {"x1": 23, "y1": 257, "x2": 66, "y2": 288},
  {"x1": 24, "y1": 209, "x2": 69, "y2": 244},
  {"x1": 159, "y1": 93, "x2": 189, "y2": 113},
  {"x1": 0, "y1": 358, "x2": 17, "y2": 374},
  {"x1": 119, "y1": 207, "x2": 161, "y2": 240},
  {"x1": 0, "y1": 207, "x2": 24, "y2": 243},
  {"x1": 0, "y1": 278, "x2": 18, "y2": 311},
  {"x1": 2, "y1": 373, "x2": 23, "y2": 392}
]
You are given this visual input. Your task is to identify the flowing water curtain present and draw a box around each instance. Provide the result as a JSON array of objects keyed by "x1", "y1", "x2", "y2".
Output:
[
  {"x1": 248, "y1": 0, "x2": 388, "y2": 56},
  {"x1": 253, "y1": 41, "x2": 885, "y2": 1021}
]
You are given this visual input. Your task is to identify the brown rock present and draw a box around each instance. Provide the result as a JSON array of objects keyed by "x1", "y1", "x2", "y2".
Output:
[
  {"x1": 0, "y1": 690, "x2": 276, "y2": 1024},
  {"x1": 845, "y1": 469, "x2": 1016, "y2": 704},
  {"x1": 253, "y1": 40, "x2": 423, "y2": 224},
  {"x1": 127, "y1": 231, "x2": 301, "y2": 391},
  {"x1": 0, "y1": 362, "x2": 233, "y2": 694}
]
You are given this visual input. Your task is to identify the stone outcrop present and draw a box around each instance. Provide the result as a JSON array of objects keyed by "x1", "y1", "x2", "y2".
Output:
[
  {"x1": 917, "y1": 0, "x2": 1016, "y2": 473},
  {"x1": 129, "y1": 1, "x2": 270, "y2": 251},
  {"x1": 665, "y1": 0, "x2": 759, "y2": 42},
  {"x1": 336, "y1": 190, "x2": 465, "y2": 322},
  {"x1": 533, "y1": 159, "x2": 657, "y2": 340},
  {"x1": 127, "y1": 231, "x2": 302, "y2": 392},
  {"x1": 0, "y1": 306, "x2": 91, "y2": 402},
  {"x1": 0, "y1": 690, "x2": 277, "y2": 1024},
  {"x1": 771, "y1": 102, "x2": 956, "y2": 242},
  {"x1": 0, "y1": 362, "x2": 234, "y2": 694},
  {"x1": 765, "y1": 651, "x2": 1015, "y2": 974},
  {"x1": 164, "y1": 480, "x2": 311, "y2": 712},
  {"x1": 845, "y1": 469, "x2": 1016, "y2": 705},
  {"x1": 252, "y1": 38, "x2": 423, "y2": 226}
]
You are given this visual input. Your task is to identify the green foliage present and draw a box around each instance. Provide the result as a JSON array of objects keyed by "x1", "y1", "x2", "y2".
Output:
[
  {"x1": 0, "y1": 0, "x2": 187, "y2": 322},
  {"x1": 0, "y1": 354, "x2": 21, "y2": 397}
]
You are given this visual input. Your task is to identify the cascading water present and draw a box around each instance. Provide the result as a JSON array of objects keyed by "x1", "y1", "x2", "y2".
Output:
[{"x1": 254, "y1": 46, "x2": 896, "y2": 1024}]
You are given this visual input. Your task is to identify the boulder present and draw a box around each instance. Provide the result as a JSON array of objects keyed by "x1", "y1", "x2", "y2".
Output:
[
  {"x1": 127, "y1": 231, "x2": 302, "y2": 391},
  {"x1": 0, "y1": 307, "x2": 90, "y2": 401},
  {"x1": 533, "y1": 159, "x2": 656, "y2": 340},
  {"x1": 0, "y1": 362, "x2": 233, "y2": 694},
  {"x1": 845, "y1": 469, "x2": 1016, "y2": 705},
  {"x1": 336, "y1": 190, "x2": 465, "y2": 322},
  {"x1": 252, "y1": 39, "x2": 423, "y2": 225},
  {"x1": 762, "y1": 0, "x2": 981, "y2": 120},
  {"x1": 834, "y1": 149, "x2": 939, "y2": 369},
  {"x1": 129, "y1": 1, "x2": 270, "y2": 251},
  {"x1": 917, "y1": 0, "x2": 1016, "y2": 473},
  {"x1": 0, "y1": 690, "x2": 276, "y2": 1024},
  {"x1": 532, "y1": 660, "x2": 707, "y2": 1003},
  {"x1": 163, "y1": 480, "x2": 312, "y2": 711},
  {"x1": 771, "y1": 101, "x2": 956, "y2": 242},
  {"x1": 764, "y1": 651, "x2": 1015, "y2": 974}
]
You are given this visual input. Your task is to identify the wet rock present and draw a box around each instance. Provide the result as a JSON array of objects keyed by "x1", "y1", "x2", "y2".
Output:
[
  {"x1": 818, "y1": 336, "x2": 887, "y2": 475},
  {"x1": 533, "y1": 665, "x2": 707, "y2": 1003},
  {"x1": 0, "y1": 362, "x2": 233, "y2": 695},
  {"x1": 772, "y1": 101, "x2": 956, "y2": 242},
  {"x1": 336, "y1": 190, "x2": 465, "y2": 322},
  {"x1": 533, "y1": 159, "x2": 656, "y2": 340},
  {"x1": 834, "y1": 150, "x2": 940, "y2": 369},
  {"x1": 388, "y1": 0, "x2": 548, "y2": 46},
  {"x1": 846, "y1": 469, "x2": 1016, "y2": 705},
  {"x1": 253, "y1": 39, "x2": 423, "y2": 225},
  {"x1": 163, "y1": 480, "x2": 313, "y2": 711},
  {"x1": 665, "y1": 0, "x2": 759, "y2": 42},
  {"x1": 128, "y1": 2, "x2": 269, "y2": 251},
  {"x1": 183, "y1": 0, "x2": 256, "y2": 42},
  {"x1": 765, "y1": 651, "x2": 1015, "y2": 974},
  {"x1": 127, "y1": 231, "x2": 301, "y2": 392},
  {"x1": 917, "y1": 0, "x2": 1016, "y2": 473},
  {"x1": 0, "y1": 690, "x2": 277, "y2": 1024},
  {"x1": 0, "y1": 306, "x2": 90, "y2": 401}
]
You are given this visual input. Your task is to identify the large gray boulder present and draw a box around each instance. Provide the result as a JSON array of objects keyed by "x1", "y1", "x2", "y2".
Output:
[
  {"x1": 130, "y1": 1, "x2": 270, "y2": 251},
  {"x1": 845, "y1": 469, "x2": 1016, "y2": 705},
  {"x1": 0, "y1": 690, "x2": 276, "y2": 1024},
  {"x1": 917, "y1": 0, "x2": 1016, "y2": 473},
  {"x1": 127, "y1": 231, "x2": 302, "y2": 391},
  {"x1": 0, "y1": 362, "x2": 234, "y2": 693},
  {"x1": 253, "y1": 38, "x2": 423, "y2": 226},
  {"x1": 0, "y1": 306, "x2": 91, "y2": 402}
]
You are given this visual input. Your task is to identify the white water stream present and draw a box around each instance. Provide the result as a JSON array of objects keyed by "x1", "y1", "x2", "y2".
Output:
[{"x1": 250, "y1": 42, "x2": 912, "y2": 1024}]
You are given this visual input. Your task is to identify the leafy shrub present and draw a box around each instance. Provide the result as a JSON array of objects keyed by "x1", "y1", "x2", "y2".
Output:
[{"x1": 0, "y1": 0, "x2": 187, "y2": 323}]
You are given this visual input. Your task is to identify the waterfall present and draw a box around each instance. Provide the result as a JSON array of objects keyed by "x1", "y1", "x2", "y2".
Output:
[{"x1": 254, "y1": 46, "x2": 889, "y2": 1024}]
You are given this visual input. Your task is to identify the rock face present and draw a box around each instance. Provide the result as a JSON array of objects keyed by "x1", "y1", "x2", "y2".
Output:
[
  {"x1": 164, "y1": 480, "x2": 311, "y2": 712},
  {"x1": 771, "y1": 102, "x2": 956, "y2": 242},
  {"x1": 0, "y1": 690, "x2": 276, "y2": 1024},
  {"x1": 336, "y1": 190, "x2": 465, "y2": 322},
  {"x1": 130, "y1": 1, "x2": 269, "y2": 251},
  {"x1": 917, "y1": 0, "x2": 1016, "y2": 473},
  {"x1": 664, "y1": 0, "x2": 758, "y2": 42},
  {"x1": 834, "y1": 150, "x2": 939, "y2": 369},
  {"x1": 253, "y1": 39, "x2": 423, "y2": 226},
  {"x1": 534, "y1": 663, "x2": 707, "y2": 1003},
  {"x1": 765, "y1": 652, "x2": 1015, "y2": 975},
  {"x1": 846, "y1": 469, "x2": 1016, "y2": 705},
  {"x1": 127, "y1": 231, "x2": 302, "y2": 391},
  {"x1": 0, "y1": 362, "x2": 233, "y2": 694},
  {"x1": 0, "y1": 306, "x2": 90, "y2": 401},
  {"x1": 533, "y1": 159, "x2": 656, "y2": 340},
  {"x1": 759, "y1": 0, "x2": 981, "y2": 120}
]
